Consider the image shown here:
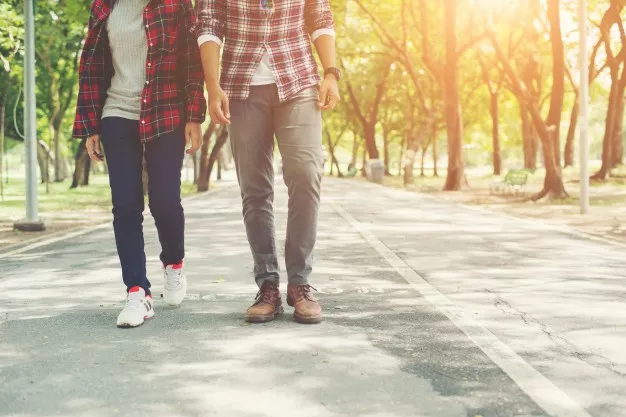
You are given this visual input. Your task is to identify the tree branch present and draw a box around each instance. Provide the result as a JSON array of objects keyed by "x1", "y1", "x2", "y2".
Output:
[
  {"x1": 371, "y1": 63, "x2": 392, "y2": 119},
  {"x1": 457, "y1": 32, "x2": 489, "y2": 57}
]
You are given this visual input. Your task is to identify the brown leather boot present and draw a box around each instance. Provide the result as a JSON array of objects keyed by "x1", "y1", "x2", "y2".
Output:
[
  {"x1": 287, "y1": 284, "x2": 322, "y2": 324},
  {"x1": 245, "y1": 282, "x2": 283, "y2": 323}
]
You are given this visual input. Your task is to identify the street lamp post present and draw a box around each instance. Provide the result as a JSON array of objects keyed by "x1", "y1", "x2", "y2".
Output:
[
  {"x1": 14, "y1": 0, "x2": 45, "y2": 231},
  {"x1": 579, "y1": 0, "x2": 590, "y2": 214}
]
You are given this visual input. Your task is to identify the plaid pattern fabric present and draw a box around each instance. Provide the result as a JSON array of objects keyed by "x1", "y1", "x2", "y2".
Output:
[
  {"x1": 195, "y1": 0, "x2": 334, "y2": 102},
  {"x1": 73, "y1": 0, "x2": 206, "y2": 143}
]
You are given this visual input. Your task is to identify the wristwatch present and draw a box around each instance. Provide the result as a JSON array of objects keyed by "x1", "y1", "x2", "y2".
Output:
[{"x1": 324, "y1": 67, "x2": 342, "y2": 81}]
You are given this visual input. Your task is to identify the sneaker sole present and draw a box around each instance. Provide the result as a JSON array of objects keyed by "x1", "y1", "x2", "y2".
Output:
[
  {"x1": 245, "y1": 306, "x2": 284, "y2": 323},
  {"x1": 117, "y1": 310, "x2": 154, "y2": 329}
]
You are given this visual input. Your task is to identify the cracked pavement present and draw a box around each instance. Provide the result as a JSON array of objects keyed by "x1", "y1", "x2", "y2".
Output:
[{"x1": 1, "y1": 178, "x2": 625, "y2": 417}]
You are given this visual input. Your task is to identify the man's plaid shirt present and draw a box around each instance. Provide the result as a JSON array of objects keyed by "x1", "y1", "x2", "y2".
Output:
[
  {"x1": 194, "y1": 0, "x2": 335, "y2": 102},
  {"x1": 73, "y1": 0, "x2": 206, "y2": 143}
]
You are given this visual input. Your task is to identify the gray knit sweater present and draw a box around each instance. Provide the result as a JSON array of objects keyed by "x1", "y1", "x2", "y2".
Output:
[{"x1": 102, "y1": 0, "x2": 150, "y2": 121}]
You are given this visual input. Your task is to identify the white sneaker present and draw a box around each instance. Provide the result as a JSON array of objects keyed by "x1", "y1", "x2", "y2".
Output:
[
  {"x1": 163, "y1": 262, "x2": 187, "y2": 306},
  {"x1": 117, "y1": 286, "x2": 154, "y2": 328}
]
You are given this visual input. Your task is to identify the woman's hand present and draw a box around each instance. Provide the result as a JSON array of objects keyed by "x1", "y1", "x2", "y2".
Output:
[
  {"x1": 86, "y1": 134, "x2": 104, "y2": 162},
  {"x1": 185, "y1": 122, "x2": 203, "y2": 155}
]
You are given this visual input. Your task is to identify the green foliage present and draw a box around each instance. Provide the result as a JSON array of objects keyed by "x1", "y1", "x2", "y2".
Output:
[
  {"x1": 0, "y1": 0, "x2": 622, "y2": 183},
  {"x1": 0, "y1": 2, "x2": 24, "y2": 70},
  {"x1": 324, "y1": 0, "x2": 619, "y2": 175}
]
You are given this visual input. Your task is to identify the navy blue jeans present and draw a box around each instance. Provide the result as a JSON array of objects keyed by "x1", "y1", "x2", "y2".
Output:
[{"x1": 101, "y1": 117, "x2": 185, "y2": 295}]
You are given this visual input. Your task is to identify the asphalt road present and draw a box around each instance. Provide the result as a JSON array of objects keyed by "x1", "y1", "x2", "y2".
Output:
[{"x1": 1, "y1": 177, "x2": 625, "y2": 417}]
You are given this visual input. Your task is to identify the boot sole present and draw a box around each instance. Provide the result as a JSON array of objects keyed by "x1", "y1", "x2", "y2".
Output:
[
  {"x1": 293, "y1": 312, "x2": 322, "y2": 324},
  {"x1": 245, "y1": 306, "x2": 284, "y2": 323},
  {"x1": 287, "y1": 297, "x2": 322, "y2": 324}
]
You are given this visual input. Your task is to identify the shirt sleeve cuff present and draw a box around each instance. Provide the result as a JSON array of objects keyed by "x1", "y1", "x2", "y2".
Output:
[
  {"x1": 311, "y1": 28, "x2": 335, "y2": 43},
  {"x1": 198, "y1": 34, "x2": 223, "y2": 47}
]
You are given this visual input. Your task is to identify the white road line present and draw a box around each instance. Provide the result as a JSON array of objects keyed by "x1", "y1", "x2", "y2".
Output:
[
  {"x1": 331, "y1": 200, "x2": 593, "y2": 417},
  {"x1": 0, "y1": 222, "x2": 112, "y2": 260}
]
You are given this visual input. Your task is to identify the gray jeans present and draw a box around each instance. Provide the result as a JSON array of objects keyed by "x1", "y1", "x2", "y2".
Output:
[{"x1": 228, "y1": 84, "x2": 323, "y2": 287}]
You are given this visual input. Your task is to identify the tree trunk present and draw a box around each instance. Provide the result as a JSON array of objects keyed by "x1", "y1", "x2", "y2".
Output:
[
  {"x1": 361, "y1": 141, "x2": 367, "y2": 176},
  {"x1": 442, "y1": 0, "x2": 464, "y2": 191},
  {"x1": 197, "y1": 138, "x2": 212, "y2": 189},
  {"x1": 518, "y1": 0, "x2": 567, "y2": 200},
  {"x1": 398, "y1": 137, "x2": 405, "y2": 176},
  {"x1": 217, "y1": 151, "x2": 223, "y2": 180},
  {"x1": 0, "y1": 85, "x2": 6, "y2": 200},
  {"x1": 528, "y1": 105, "x2": 568, "y2": 199},
  {"x1": 563, "y1": 98, "x2": 579, "y2": 168},
  {"x1": 383, "y1": 132, "x2": 390, "y2": 175},
  {"x1": 433, "y1": 130, "x2": 439, "y2": 177},
  {"x1": 489, "y1": 1, "x2": 567, "y2": 199},
  {"x1": 546, "y1": 0, "x2": 565, "y2": 171},
  {"x1": 52, "y1": 124, "x2": 65, "y2": 182},
  {"x1": 490, "y1": 91, "x2": 502, "y2": 175},
  {"x1": 326, "y1": 129, "x2": 344, "y2": 178},
  {"x1": 520, "y1": 102, "x2": 538, "y2": 169},
  {"x1": 37, "y1": 140, "x2": 53, "y2": 185},
  {"x1": 592, "y1": 66, "x2": 620, "y2": 180},
  {"x1": 351, "y1": 134, "x2": 360, "y2": 168},
  {"x1": 364, "y1": 124, "x2": 379, "y2": 160},
  {"x1": 197, "y1": 123, "x2": 216, "y2": 191},
  {"x1": 404, "y1": 121, "x2": 430, "y2": 184},
  {"x1": 198, "y1": 126, "x2": 228, "y2": 192},
  {"x1": 611, "y1": 87, "x2": 625, "y2": 167},
  {"x1": 70, "y1": 139, "x2": 91, "y2": 188},
  {"x1": 545, "y1": 4, "x2": 564, "y2": 169},
  {"x1": 402, "y1": 132, "x2": 417, "y2": 185},
  {"x1": 403, "y1": 147, "x2": 417, "y2": 185}
]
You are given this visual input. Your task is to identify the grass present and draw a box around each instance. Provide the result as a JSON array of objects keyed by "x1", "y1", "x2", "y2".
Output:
[
  {"x1": 0, "y1": 174, "x2": 200, "y2": 221},
  {"x1": 366, "y1": 165, "x2": 626, "y2": 208}
]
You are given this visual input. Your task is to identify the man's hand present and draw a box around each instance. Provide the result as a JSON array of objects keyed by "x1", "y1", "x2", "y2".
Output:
[
  {"x1": 208, "y1": 86, "x2": 231, "y2": 125},
  {"x1": 319, "y1": 76, "x2": 340, "y2": 111},
  {"x1": 86, "y1": 134, "x2": 104, "y2": 162},
  {"x1": 185, "y1": 122, "x2": 203, "y2": 155}
]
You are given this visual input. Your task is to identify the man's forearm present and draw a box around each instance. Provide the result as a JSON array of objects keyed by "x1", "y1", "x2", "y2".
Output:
[
  {"x1": 199, "y1": 41, "x2": 222, "y2": 95},
  {"x1": 314, "y1": 35, "x2": 336, "y2": 72}
]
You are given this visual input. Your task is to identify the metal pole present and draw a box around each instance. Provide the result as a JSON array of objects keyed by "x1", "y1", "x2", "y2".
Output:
[
  {"x1": 579, "y1": 0, "x2": 590, "y2": 214},
  {"x1": 15, "y1": 0, "x2": 44, "y2": 231}
]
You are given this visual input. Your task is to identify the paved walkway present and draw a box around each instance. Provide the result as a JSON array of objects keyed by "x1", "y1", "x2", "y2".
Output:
[{"x1": 1, "y1": 178, "x2": 625, "y2": 417}]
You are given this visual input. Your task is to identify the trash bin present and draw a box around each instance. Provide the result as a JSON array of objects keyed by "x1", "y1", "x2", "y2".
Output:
[{"x1": 366, "y1": 159, "x2": 385, "y2": 184}]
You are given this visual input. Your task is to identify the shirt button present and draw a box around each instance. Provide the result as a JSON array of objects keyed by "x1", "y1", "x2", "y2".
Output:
[
  {"x1": 145, "y1": 24, "x2": 149, "y2": 28},
  {"x1": 145, "y1": 80, "x2": 149, "y2": 85},
  {"x1": 150, "y1": 43, "x2": 153, "y2": 47},
  {"x1": 148, "y1": 63, "x2": 152, "y2": 67},
  {"x1": 143, "y1": 99, "x2": 147, "y2": 103},
  {"x1": 141, "y1": 120, "x2": 145, "y2": 124}
]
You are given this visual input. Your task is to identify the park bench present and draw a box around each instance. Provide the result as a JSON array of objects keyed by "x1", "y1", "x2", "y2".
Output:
[
  {"x1": 490, "y1": 169, "x2": 531, "y2": 195},
  {"x1": 345, "y1": 166, "x2": 358, "y2": 177}
]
